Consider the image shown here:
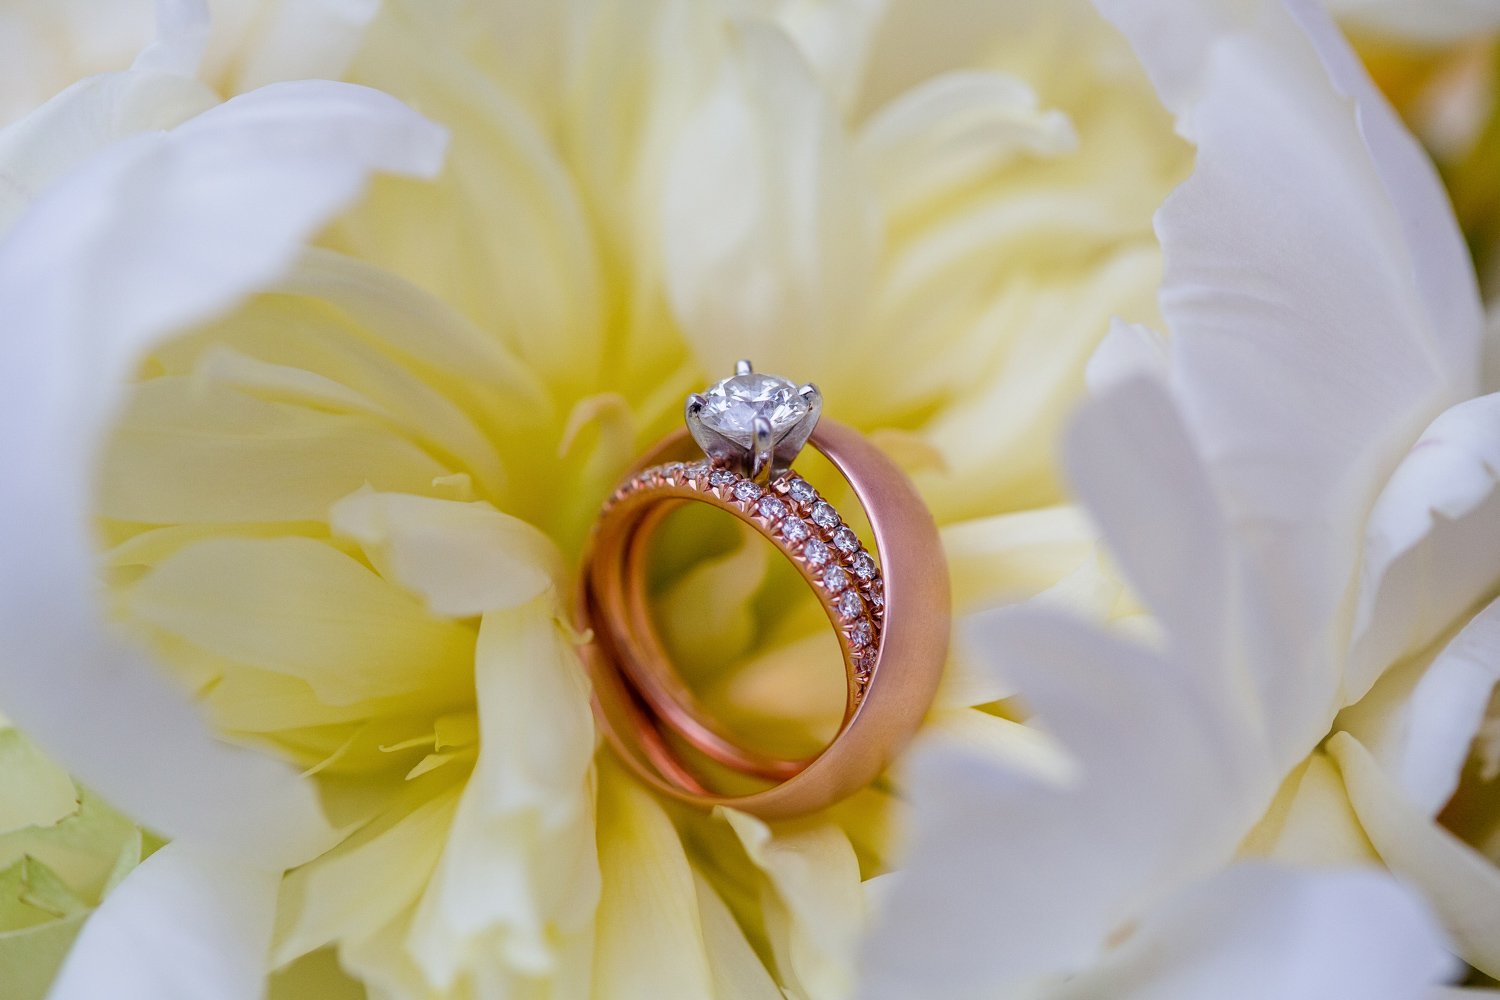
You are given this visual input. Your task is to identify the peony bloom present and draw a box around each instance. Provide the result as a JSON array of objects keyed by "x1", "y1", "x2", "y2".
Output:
[
  {"x1": 0, "y1": 0, "x2": 1480, "y2": 998},
  {"x1": 865, "y1": 0, "x2": 1500, "y2": 996}
]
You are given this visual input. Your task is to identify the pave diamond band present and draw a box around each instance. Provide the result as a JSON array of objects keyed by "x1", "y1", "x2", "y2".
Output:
[
  {"x1": 612, "y1": 462, "x2": 885, "y2": 696},
  {"x1": 577, "y1": 364, "x2": 950, "y2": 819}
]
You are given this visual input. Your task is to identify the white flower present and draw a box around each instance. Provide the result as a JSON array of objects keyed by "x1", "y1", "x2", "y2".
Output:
[
  {"x1": 863, "y1": 0, "x2": 1494, "y2": 995},
  {"x1": 0, "y1": 0, "x2": 1477, "y2": 998}
]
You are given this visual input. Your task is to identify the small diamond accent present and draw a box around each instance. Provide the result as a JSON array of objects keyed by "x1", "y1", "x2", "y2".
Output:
[
  {"x1": 851, "y1": 619, "x2": 875, "y2": 648},
  {"x1": 811, "y1": 501, "x2": 840, "y2": 529},
  {"x1": 851, "y1": 551, "x2": 877, "y2": 580},
  {"x1": 788, "y1": 478, "x2": 817, "y2": 504},
  {"x1": 823, "y1": 565, "x2": 849, "y2": 593},
  {"x1": 832, "y1": 526, "x2": 859, "y2": 553},
  {"x1": 758, "y1": 496, "x2": 787, "y2": 520},
  {"x1": 837, "y1": 590, "x2": 863, "y2": 620},
  {"x1": 781, "y1": 518, "x2": 812, "y2": 542},
  {"x1": 685, "y1": 462, "x2": 710, "y2": 479},
  {"x1": 868, "y1": 578, "x2": 884, "y2": 608},
  {"x1": 710, "y1": 470, "x2": 737, "y2": 487},
  {"x1": 803, "y1": 537, "x2": 832, "y2": 565},
  {"x1": 734, "y1": 480, "x2": 763, "y2": 503}
]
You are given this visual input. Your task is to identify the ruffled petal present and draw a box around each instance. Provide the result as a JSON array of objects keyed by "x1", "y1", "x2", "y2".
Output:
[
  {"x1": 1053, "y1": 863, "x2": 1456, "y2": 1000},
  {"x1": 1330, "y1": 733, "x2": 1500, "y2": 977},
  {"x1": 1347, "y1": 394, "x2": 1500, "y2": 704},
  {"x1": 49, "y1": 844, "x2": 280, "y2": 1000},
  {"x1": 0, "y1": 78, "x2": 445, "y2": 867}
]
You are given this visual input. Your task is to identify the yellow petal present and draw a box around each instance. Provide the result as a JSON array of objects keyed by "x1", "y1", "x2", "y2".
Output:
[
  {"x1": 331, "y1": 488, "x2": 563, "y2": 618},
  {"x1": 407, "y1": 595, "x2": 598, "y2": 988},
  {"x1": 1238, "y1": 751, "x2": 1380, "y2": 866},
  {"x1": 721, "y1": 808, "x2": 864, "y2": 999},
  {"x1": 99, "y1": 375, "x2": 453, "y2": 525},
  {"x1": 593, "y1": 765, "x2": 717, "y2": 1000},
  {"x1": 273, "y1": 783, "x2": 461, "y2": 966},
  {"x1": 126, "y1": 536, "x2": 474, "y2": 707}
]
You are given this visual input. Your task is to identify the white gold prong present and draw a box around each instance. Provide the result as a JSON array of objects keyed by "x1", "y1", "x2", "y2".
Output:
[
  {"x1": 736, "y1": 359, "x2": 753, "y2": 375},
  {"x1": 685, "y1": 392, "x2": 706, "y2": 418},
  {"x1": 751, "y1": 416, "x2": 774, "y2": 481}
]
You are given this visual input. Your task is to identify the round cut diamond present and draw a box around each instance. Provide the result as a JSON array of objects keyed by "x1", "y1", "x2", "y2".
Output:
[
  {"x1": 758, "y1": 496, "x2": 787, "y2": 520},
  {"x1": 823, "y1": 565, "x2": 849, "y2": 593},
  {"x1": 709, "y1": 470, "x2": 737, "y2": 487},
  {"x1": 698, "y1": 372, "x2": 809, "y2": 448},
  {"x1": 788, "y1": 478, "x2": 817, "y2": 504},
  {"x1": 734, "y1": 480, "x2": 763, "y2": 503},
  {"x1": 781, "y1": 518, "x2": 812, "y2": 542},
  {"x1": 851, "y1": 551, "x2": 877, "y2": 580},
  {"x1": 810, "y1": 501, "x2": 840, "y2": 529},
  {"x1": 832, "y1": 526, "x2": 859, "y2": 553},
  {"x1": 837, "y1": 590, "x2": 863, "y2": 620},
  {"x1": 851, "y1": 620, "x2": 875, "y2": 648},
  {"x1": 803, "y1": 537, "x2": 832, "y2": 565}
]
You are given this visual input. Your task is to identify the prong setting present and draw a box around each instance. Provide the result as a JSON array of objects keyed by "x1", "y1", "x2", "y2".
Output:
[{"x1": 687, "y1": 362, "x2": 821, "y2": 478}]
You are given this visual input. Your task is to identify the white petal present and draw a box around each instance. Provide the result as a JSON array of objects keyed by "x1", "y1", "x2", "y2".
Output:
[
  {"x1": 1347, "y1": 393, "x2": 1500, "y2": 704},
  {"x1": 0, "y1": 80, "x2": 444, "y2": 867},
  {"x1": 1330, "y1": 733, "x2": 1500, "y2": 978},
  {"x1": 1054, "y1": 863, "x2": 1456, "y2": 1000},
  {"x1": 133, "y1": 0, "x2": 209, "y2": 77},
  {"x1": 49, "y1": 843, "x2": 279, "y2": 1000},
  {"x1": 663, "y1": 19, "x2": 877, "y2": 375},
  {"x1": 859, "y1": 609, "x2": 1268, "y2": 997},
  {"x1": 1389, "y1": 596, "x2": 1500, "y2": 815},
  {"x1": 1091, "y1": 0, "x2": 1482, "y2": 740}
]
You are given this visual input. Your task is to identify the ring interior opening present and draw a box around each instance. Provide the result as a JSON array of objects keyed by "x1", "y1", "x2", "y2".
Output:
[{"x1": 631, "y1": 498, "x2": 848, "y2": 769}]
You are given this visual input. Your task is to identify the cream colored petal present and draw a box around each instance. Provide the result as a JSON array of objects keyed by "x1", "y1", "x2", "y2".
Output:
[
  {"x1": 856, "y1": 70, "x2": 1075, "y2": 223},
  {"x1": 691, "y1": 869, "x2": 784, "y2": 1000},
  {"x1": 0, "y1": 78, "x2": 443, "y2": 867},
  {"x1": 331, "y1": 489, "x2": 564, "y2": 618},
  {"x1": 340, "y1": 1, "x2": 604, "y2": 394},
  {"x1": 1330, "y1": 733, "x2": 1500, "y2": 977},
  {"x1": 0, "y1": 66, "x2": 218, "y2": 232},
  {"x1": 915, "y1": 247, "x2": 1164, "y2": 520},
  {"x1": 593, "y1": 765, "x2": 716, "y2": 1000},
  {"x1": 1238, "y1": 751, "x2": 1380, "y2": 867},
  {"x1": 663, "y1": 18, "x2": 878, "y2": 376},
  {"x1": 125, "y1": 536, "x2": 474, "y2": 707},
  {"x1": 750, "y1": 0, "x2": 888, "y2": 115},
  {"x1": 98, "y1": 374, "x2": 454, "y2": 525},
  {"x1": 722, "y1": 809, "x2": 863, "y2": 999},
  {"x1": 939, "y1": 505, "x2": 1098, "y2": 615},
  {"x1": 408, "y1": 596, "x2": 598, "y2": 989},
  {"x1": 273, "y1": 784, "x2": 461, "y2": 966},
  {"x1": 656, "y1": 521, "x2": 773, "y2": 675}
]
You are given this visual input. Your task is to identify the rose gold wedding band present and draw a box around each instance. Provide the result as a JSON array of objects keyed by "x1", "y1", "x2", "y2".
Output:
[{"x1": 577, "y1": 417, "x2": 949, "y2": 819}]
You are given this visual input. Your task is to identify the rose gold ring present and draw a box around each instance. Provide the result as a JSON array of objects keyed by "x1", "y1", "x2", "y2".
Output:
[{"x1": 577, "y1": 361, "x2": 950, "y2": 818}]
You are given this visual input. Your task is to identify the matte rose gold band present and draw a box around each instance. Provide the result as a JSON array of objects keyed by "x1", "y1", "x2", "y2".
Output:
[{"x1": 577, "y1": 419, "x2": 950, "y2": 818}]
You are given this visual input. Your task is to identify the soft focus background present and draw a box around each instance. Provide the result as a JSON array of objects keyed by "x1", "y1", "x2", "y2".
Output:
[{"x1": 0, "y1": 1, "x2": 1498, "y2": 998}]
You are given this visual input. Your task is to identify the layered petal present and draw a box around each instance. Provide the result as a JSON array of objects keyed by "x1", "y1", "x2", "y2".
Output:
[{"x1": 0, "y1": 77, "x2": 446, "y2": 867}]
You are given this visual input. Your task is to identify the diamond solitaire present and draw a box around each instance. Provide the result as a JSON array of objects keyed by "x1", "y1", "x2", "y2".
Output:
[{"x1": 685, "y1": 360, "x2": 822, "y2": 481}]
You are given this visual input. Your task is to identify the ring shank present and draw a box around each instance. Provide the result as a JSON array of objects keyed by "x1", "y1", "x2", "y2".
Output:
[{"x1": 578, "y1": 419, "x2": 950, "y2": 818}]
